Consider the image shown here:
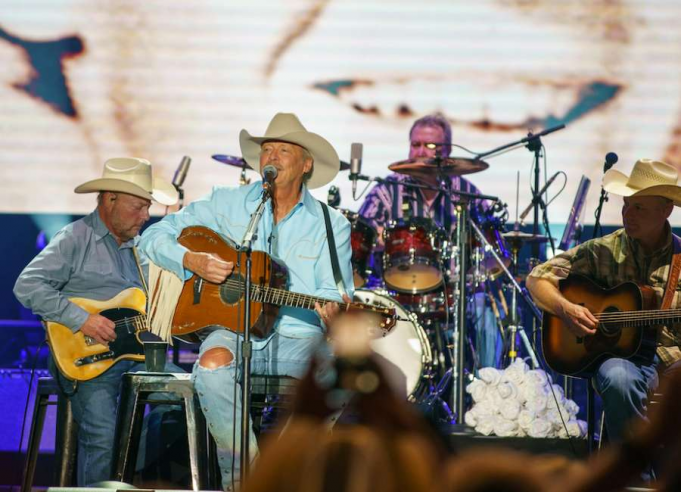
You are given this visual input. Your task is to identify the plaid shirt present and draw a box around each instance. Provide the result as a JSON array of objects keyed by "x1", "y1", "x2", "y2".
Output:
[
  {"x1": 529, "y1": 225, "x2": 681, "y2": 366},
  {"x1": 358, "y1": 173, "x2": 489, "y2": 232}
]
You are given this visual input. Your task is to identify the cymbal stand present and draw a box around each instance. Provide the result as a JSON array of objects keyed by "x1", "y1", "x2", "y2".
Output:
[{"x1": 469, "y1": 221, "x2": 540, "y2": 368}]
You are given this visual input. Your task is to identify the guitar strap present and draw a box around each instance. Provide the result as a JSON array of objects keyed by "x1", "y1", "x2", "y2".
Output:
[
  {"x1": 319, "y1": 201, "x2": 348, "y2": 297},
  {"x1": 661, "y1": 235, "x2": 681, "y2": 310},
  {"x1": 132, "y1": 246, "x2": 150, "y2": 297}
]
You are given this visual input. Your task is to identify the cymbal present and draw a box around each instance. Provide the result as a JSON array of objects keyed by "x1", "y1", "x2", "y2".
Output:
[
  {"x1": 212, "y1": 154, "x2": 247, "y2": 167},
  {"x1": 502, "y1": 230, "x2": 549, "y2": 244},
  {"x1": 212, "y1": 154, "x2": 351, "y2": 171},
  {"x1": 389, "y1": 157, "x2": 488, "y2": 177}
]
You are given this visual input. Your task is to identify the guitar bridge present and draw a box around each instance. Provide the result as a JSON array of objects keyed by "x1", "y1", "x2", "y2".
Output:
[{"x1": 75, "y1": 351, "x2": 115, "y2": 366}]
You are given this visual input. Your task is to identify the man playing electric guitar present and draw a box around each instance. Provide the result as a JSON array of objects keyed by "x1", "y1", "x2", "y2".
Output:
[
  {"x1": 14, "y1": 158, "x2": 179, "y2": 485},
  {"x1": 527, "y1": 159, "x2": 681, "y2": 454},
  {"x1": 139, "y1": 113, "x2": 354, "y2": 490}
]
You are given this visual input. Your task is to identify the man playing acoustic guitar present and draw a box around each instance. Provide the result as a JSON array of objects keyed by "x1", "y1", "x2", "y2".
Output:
[
  {"x1": 527, "y1": 159, "x2": 681, "y2": 453},
  {"x1": 14, "y1": 158, "x2": 179, "y2": 485},
  {"x1": 139, "y1": 113, "x2": 354, "y2": 490}
]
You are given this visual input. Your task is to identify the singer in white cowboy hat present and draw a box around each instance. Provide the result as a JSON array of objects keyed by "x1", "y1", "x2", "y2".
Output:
[
  {"x1": 139, "y1": 113, "x2": 354, "y2": 490},
  {"x1": 14, "y1": 157, "x2": 180, "y2": 486},
  {"x1": 527, "y1": 158, "x2": 681, "y2": 474}
]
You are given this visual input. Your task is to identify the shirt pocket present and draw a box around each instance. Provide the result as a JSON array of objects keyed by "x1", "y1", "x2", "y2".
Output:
[{"x1": 81, "y1": 260, "x2": 113, "y2": 275}]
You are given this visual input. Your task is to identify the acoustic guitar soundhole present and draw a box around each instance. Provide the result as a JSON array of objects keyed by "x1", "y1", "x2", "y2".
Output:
[
  {"x1": 219, "y1": 274, "x2": 245, "y2": 305},
  {"x1": 599, "y1": 306, "x2": 621, "y2": 337}
]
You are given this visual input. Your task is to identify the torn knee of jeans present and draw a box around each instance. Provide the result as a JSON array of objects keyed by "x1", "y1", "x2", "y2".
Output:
[{"x1": 199, "y1": 347, "x2": 234, "y2": 369}]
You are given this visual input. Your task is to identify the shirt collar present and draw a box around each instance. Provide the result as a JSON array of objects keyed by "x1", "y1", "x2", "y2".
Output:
[
  {"x1": 246, "y1": 182, "x2": 318, "y2": 217},
  {"x1": 626, "y1": 221, "x2": 673, "y2": 259},
  {"x1": 91, "y1": 209, "x2": 136, "y2": 248}
]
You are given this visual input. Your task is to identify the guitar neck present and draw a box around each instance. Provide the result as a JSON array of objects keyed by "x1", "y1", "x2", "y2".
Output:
[
  {"x1": 250, "y1": 284, "x2": 384, "y2": 316},
  {"x1": 597, "y1": 308, "x2": 681, "y2": 328}
]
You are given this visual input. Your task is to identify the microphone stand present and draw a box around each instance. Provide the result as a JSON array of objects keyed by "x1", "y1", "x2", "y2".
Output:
[
  {"x1": 592, "y1": 188, "x2": 608, "y2": 239},
  {"x1": 238, "y1": 183, "x2": 272, "y2": 482},
  {"x1": 476, "y1": 124, "x2": 565, "y2": 259}
]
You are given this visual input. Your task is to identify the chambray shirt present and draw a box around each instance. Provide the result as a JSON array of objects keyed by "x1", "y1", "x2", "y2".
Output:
[
  {"x1": 14, "y1": 210, "x2": 146, "y2": 332},
  {"x1": 139, "y1": 182, "x2": 354, "y2": 338}
]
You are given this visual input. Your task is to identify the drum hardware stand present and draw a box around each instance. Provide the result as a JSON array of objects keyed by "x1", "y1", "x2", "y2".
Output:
[
  {"x1": 469, "y1": 221, "x2": 541, "y2": 368},
  {"x1": 237, "y1": 183, "x2": 273, "y2": 482}
]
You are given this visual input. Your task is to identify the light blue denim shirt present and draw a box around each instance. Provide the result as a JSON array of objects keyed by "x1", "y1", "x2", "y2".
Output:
[
  {"x1": 139, "y1": 182, "x2": 354, "y2": 337},
  {"x1": 14, "y1": 210, "x2": 146, "y2": 332}
]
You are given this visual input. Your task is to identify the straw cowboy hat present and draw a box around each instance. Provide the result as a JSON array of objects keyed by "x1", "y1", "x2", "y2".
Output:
[
  {"x1": 75, "y1": 157, "x2": 179, "y2": 206},
  {"x1": 239, "y1": 113, "x2": 340, "y2": 189},
  {"x1": 603, "y1": 158, "x2": 681, "y2": 207}
]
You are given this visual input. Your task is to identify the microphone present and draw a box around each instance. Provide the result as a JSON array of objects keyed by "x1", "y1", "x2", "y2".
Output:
[
  {"x1": 603, "y1": 152, "x2": 618, "y2": 172},
  {"x1": 262, "y1": 165, "x2": 278, "y2": 190},
  {"x1": 172, "y1": 156, "x2": 191, "y2": 189},
  {"x1": 519, "y1": 171, "x2": 561, "y2": 225},
  {"x1": 350, "y1": 143, "x2": 363, "y2": 198},
  {"x1": 327, "y1": 185, "x2": 341, "y2": 208}
]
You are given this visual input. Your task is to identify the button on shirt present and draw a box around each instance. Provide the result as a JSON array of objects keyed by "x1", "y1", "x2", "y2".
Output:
[
  {"x1": 14, "y1": 210, "x2": 146, "y2": 332},
  {"x1": 139, "y1": 182, "x2": 354, "y2": 337}
]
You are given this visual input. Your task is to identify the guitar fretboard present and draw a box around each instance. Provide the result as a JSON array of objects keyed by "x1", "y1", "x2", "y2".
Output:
[
  {"x1": 221, "y1": 279, "x2": 392, "y2": 316},
  {"x1": 596, "y1": 308, "x2": 681, "y2": 328}
]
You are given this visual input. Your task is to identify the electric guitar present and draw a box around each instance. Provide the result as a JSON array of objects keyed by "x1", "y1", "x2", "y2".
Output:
[
  {"x1": 171, "y1": 226, "x2": 397, "y2": 342},
  {"x1": 542, "y1": 274, "x2": 666, "y2": 378},
  {"x1": 46, "y1": 288, "x2": 147, "y2": 381}
]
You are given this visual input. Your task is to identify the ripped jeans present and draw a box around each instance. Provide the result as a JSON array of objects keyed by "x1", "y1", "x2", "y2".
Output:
[{"x1": 193, "y1": 329, "x2": 325, "y2": 490}]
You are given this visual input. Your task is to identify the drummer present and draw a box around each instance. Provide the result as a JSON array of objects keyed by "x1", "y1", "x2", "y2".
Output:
[{"x1": 358, "y1": 113, "x2": 501, "y2": 368}]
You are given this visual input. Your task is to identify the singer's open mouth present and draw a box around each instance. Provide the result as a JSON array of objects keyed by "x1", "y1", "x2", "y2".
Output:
[{"x1": 311, "y1": 75, "x2": 623, "y2": 131}]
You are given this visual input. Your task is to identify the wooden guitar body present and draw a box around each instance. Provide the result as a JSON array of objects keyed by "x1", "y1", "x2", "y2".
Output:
[
  {"x1": 542, "y1": 275, "x2": 658, "y2": 378},
  {"x1": 46, "y1": 288, "x2": 147, "y2": 381},
  {"x1": 172, "y1": 226, "x2": 286, "y2": 342}
]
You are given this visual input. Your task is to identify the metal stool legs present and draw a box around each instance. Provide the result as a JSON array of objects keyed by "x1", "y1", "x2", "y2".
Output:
[
  {"x1": 111, "y1": 373, "x2": 215, "y2": 491},
  {"x1": 21, "y1": 377, "x2": 77, "y2": 492}
]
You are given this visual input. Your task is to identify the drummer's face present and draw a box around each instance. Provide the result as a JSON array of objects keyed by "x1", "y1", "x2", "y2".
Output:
[{"x1": 409, "y1": 126, "x2": 449, "y2": 161}]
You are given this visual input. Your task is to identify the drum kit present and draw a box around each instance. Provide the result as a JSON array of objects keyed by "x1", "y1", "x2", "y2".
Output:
[{"x1": 212, "y1": 148, "x2": 550, "y2": 421}]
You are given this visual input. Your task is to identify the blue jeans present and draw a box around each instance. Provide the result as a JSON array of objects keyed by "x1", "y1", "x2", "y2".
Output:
[
  {"x1": 193, "y1": 330, "x2": 325, "y2": 490},
  {"x1": 51, "y1": 357, "x2": 184, "y2": 486},
  {"x1": 593, "y1": 357, "x2": 659, "y2": 443},
  {"x1": 470, "y1": 292, "x2": 502, "y2": 369}
]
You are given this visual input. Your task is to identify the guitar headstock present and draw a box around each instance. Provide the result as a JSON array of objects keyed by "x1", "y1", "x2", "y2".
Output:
[{"x1": 350, "y1": 303, "x2": 397, "y2": 338}]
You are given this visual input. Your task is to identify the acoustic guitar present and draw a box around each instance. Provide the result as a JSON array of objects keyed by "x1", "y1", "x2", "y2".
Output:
[
  {"x1": 46, "y1": 288, "x2": 147, "y2": 381},
  {"x1": 541, "y1": 274, "x2": 666, "y2": 378},
  {"x1": 171, "y1": 226, "x2": 397, "y2": 342}
]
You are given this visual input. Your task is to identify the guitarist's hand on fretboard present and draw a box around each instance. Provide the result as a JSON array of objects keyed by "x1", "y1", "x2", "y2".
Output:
[
  {"x1": 557, "y1": 300, "x2": 598, "y2": 337},
  {"x1": 315, "y1": 294, "x2": 352, "y2": 327},
  {"x1": 80, "y1": 313, "x2": 116, "y2": 346},
  {"x1": 183, "y1": 251, "x2": 234, "y2": 283}
]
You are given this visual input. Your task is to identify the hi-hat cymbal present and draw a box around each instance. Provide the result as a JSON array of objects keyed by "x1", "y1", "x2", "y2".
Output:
[
  {"x1": 389, "y1": 157, "x2": 489, "y2": 178},
  {"x1": 502, "y1": 230, "x2": 549, "y2": 244},
  {"x1": 212, "y1": 154, "x2": 351, "y2": 171}
]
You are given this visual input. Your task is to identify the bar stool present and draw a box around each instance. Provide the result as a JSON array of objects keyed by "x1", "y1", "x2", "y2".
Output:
[
  {"x1": 110, "y1": 372, "x2": 218, "y2": 491},
  {"x1": 21, "y1": 376, "x2": 78, "y2": 492},
  {"x1": 250, "y1": 375, "x2": 299, "y2": 435}
]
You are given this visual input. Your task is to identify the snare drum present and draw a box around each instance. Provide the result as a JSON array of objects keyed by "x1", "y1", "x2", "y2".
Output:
[
  {"x1": 382, "y1": 218, "x2": 444, "y2": 294},
  {"x1": 340, "y1": 210, "x2": 378, "y2": 288},
  {"x1": 354, "y1": 289, "x2": 432, "y2": 401}
]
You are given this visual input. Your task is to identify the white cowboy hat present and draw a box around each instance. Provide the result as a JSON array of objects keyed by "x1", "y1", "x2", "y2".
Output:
[
  {"x1": 75, "y1": 157, "x2": 179, "y2": 206},
  {"x1": 603, "y1": 158, "x2": 681, "y2": 206},
  {"x1": 239, "y1": 113, "x2": 340, "y2": 189}
]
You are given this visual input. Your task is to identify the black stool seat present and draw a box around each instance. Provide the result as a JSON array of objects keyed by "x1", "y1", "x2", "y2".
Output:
[
  {"x1": 111, "y1": 372, "x2": 217, "y2": 491},
  {"x1": 21, "y1": 376, "x2": 78, "y2": 492}
]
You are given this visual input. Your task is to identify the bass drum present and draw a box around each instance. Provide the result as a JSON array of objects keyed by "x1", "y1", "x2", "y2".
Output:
[{"x1": 353, "y1": 289, "x2": 432, "y2": 401}]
